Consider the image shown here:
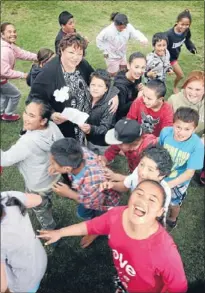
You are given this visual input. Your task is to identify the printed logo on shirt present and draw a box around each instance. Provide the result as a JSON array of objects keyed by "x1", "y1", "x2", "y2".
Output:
[
  {"x1": 112, "y1": 249, "x2": 136, "y2": 289},
  {"x1": 164, "y1": 143, "x2": 190, "y2": 178},
  {"x1": 141, "y1": 112, "x2": 159, "y2": 134},
  {"x1": 172, "y1": 38, "x2": 186, "y2": 49}
]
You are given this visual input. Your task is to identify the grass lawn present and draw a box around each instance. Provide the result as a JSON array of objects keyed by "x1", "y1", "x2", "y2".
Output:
[{"x1": 1, "y1": 1, "x2": 204, "y2": 292}]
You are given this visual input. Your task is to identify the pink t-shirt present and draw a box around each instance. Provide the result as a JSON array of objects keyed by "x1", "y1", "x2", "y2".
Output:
[
  {"x1": 127, "y1": 96, "x2": 173, "y2": 137},
  {"x1": 86, "y1": 206, "x2": 187, "y2": 293}
]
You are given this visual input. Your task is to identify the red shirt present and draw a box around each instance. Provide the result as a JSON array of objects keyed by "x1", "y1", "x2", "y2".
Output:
[
  {"x1": 86, "y1": 206, "x2": 188, "y2": 293},
  {"x1": 127, "y1": 97, "x2": 173, "y2": 137},
  {"x1": 104, "y1": 134, "x2": 157, "y2": 172}
]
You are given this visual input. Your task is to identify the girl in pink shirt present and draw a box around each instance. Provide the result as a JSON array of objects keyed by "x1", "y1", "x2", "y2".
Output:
[
  {"x1": 38, "y1": 179, "x2": 187, "y2": 293},
  {"x1": 0, "y1": 22, "x2": 37, "y2": 121}
]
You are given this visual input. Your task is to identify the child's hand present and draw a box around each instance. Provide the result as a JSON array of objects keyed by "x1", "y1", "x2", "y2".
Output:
[
  {"x1": 79, "y1": 123, "x2": 91, "y2": 134},
  {"x1": 167, "y1": 69, "x2": 174, "y2": 75},
  {"x1": 52, "y1": 182, "x2": 71, "y2": 197},
  {"x1": 140, "y1": 40, "x2": 149, "y2": 47},
  {"x1": 98, "y1": 155, "x2": 108, "y2": 167},
  {"x1": 137, "y1": 83, "x2": 144, "y2": 91},
  {"x1": 104, "y1": 53, "x2": 109, "y2": 59},
  {"x1": 108, "y1": 95, "x2": 119, "y2": 113},
  {"x1": 99, "y1": 181, "x2": 114, "y2": 192},
  {"x1": 51, "y1": 112, "x2": 67, "y2": 125},
  {"x1": 147, "y1": 70, "x2": 157, "y2": 79},
  {"x1": 37, "y1": 229, "x2": 62, "y2": 246},
  {"x1": 103, "y1": 167, "x2": 115, "y2": 181},
  {"x1": 48, "y1": 165, "x2": 59, "y2": 175}
]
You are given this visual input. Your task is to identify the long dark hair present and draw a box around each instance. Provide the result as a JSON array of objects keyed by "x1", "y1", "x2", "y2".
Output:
[{"x1": 0, "y1": 194, "x2": 27, "y2": 221}]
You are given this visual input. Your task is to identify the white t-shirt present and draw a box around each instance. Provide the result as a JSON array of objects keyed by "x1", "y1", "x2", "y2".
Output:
[{"x1": 124, "y1": 167, "x2": 171, "y2": 212}]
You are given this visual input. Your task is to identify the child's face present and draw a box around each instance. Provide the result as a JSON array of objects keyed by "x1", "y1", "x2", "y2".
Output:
[
  {"x1": 89, "y1": 77, "x2": 108, "y2": 99},
  {"x1": 175, "y1": 17, "x2": 190, "y2": 33},
  {"x1": 1, "y1": 24, "x2": 17, "y2": 44},
  {"x1": 184, "y1": 80, "x2": 204, "y2": 104},
  {"x1": 49, "y1": 155, "x2": 72, "y2": 174},
  {"x1": 127, "y1": 181, "x2": 164, "y2": 225},
  {"x1": 142, "y1": 87, "x2": 162, "y2": 109},
  {"x1": 127, "y1": 58, "x2": 146, "y2": 80},
  {"x1": 154, "y1": 40, "x2": 167, "y2": 56},
  {"x1": 138, "y1": 156, "x2": 164, "y2": 183},
  {"x1": 173, "y1": 119, "x2": 196, "y2": 142},
  {"x1": 23, "y1": 103, "x2": 47, "y2": 131},
  {"x1": 115, "y1": 24, "x2": 127, "y2": 32},
  {"x1": 62, "y1": 18, "x2": 75, "y2": 33}
]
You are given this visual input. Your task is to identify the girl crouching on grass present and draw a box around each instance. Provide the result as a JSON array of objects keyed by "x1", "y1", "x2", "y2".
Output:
[{"x1": 38, "y1": 179, "x2": 187, "y2": 293}]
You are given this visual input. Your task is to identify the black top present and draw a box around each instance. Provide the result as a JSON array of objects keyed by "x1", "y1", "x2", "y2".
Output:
[
  {"x1": 55, "y1": 29, "x2": 77, "y2": 54},
  {"x1": 165, "y1": 27, "x2": 196, "y2": 61},
  {"x1": 86, "y1": 86, "x2": 119, "y2": 146},
  {"x1": 26, "y1": 64, "x2": 42, "y2": 87},
  {"x1": 113, "y1": 71, "x2": 141, "y2": 121},
  {"x1": 28, "y1": 55, "x2": 94, "y2": 138}
]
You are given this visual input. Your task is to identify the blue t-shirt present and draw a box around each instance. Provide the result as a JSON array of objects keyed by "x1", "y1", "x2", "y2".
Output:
[{"x1": 159, "y1": 127, "x2": 204, "y2": 185}]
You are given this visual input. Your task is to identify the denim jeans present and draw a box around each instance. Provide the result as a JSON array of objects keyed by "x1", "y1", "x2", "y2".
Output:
[
  {"x1": 77, "y1": 204, "x2": 104, "y2": 220},
  {"x1": 0, "y1": 82, "x2": 21, "y2": 115}
]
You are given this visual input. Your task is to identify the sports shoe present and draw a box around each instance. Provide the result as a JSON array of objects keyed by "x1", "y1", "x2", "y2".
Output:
[
  {"x1": 2, "y1": 113, "x2": 21, "y2": 121},
  {"x1": 166, "y1": 218, "x2": 178, "y2": 229},
  {"x1": 0, "y1": 114, "x2": 4, "y2": 120}
]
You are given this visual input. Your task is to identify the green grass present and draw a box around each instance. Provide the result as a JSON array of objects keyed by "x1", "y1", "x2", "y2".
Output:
[{"x1": 1, "y1": 1, "x2": 204, "y2": 292}]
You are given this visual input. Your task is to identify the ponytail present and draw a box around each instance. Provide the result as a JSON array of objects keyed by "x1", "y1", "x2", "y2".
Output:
[
  {"x1": 110, "y1": 12, "x2": 119, "y2": 21},
  {"x1": 176, "y1": 9, "x2": 192, "y2": 23},
  {"x1": 6, "y1": 196, "x2": 27, "y2": 216}
]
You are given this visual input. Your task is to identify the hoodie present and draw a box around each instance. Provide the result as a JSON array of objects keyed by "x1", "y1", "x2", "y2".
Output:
[
  {"x1": 1, "y1": 122, "x2": 63, "y2": 192},
  {"x1": 26, "y1": 64, "x2": 43, "y2": 87},
  {"x1": 113, "y1": 71, "x2": 141, "y2": 120},
  {"x1": 86, "y1": 86, "x2": 119, "y2": 146},
  {"x1": 168, "y1": 90, "x2": 204, "y2": 136},
  {"x1": 0, "y1": 39, "x2": 37, "y2": 82}
]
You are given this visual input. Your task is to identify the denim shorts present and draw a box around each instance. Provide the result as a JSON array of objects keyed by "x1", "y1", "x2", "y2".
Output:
[
  {"x1": 171, "y1": 184, "x2": 188, "y2": 206},
  {"x1": 77, "y1": 203, "x2": 104, "y2": 220}
]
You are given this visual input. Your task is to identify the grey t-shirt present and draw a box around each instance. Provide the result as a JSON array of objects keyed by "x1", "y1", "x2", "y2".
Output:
[{"x1": 1, "y1": 191, "x2": 47, "y2": 292}]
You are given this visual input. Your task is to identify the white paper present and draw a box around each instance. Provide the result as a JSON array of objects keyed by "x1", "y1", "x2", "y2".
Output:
[{"x1": 61, "y1": 107, "x2": 89, "y2": 125}]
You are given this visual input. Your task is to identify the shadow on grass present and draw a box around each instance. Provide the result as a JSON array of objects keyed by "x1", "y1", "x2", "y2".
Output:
[{"x1": 188, "y1": 280, "x2": 205, "y2": 293}]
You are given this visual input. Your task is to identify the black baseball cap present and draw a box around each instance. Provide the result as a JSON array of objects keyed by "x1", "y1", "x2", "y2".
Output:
[{"x1": 105, "y1": 118, "x2": 142, "y2": 145}]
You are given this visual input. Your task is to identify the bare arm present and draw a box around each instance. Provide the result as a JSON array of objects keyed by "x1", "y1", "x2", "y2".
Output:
[
  {"x1": 24, "y1": 193, "x2": 42, "y2": 208},
  {"x1": 1, "y1": 262, "x2": 8, "y2": 293},
  {"x1": 167, "y1": 170, "x2": 195, "y2": 189},
  {"x1": 38, "y1": 222, "x2": 88, "y2": 245}
]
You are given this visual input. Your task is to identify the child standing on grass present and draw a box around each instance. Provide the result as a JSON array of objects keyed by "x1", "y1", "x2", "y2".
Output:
[
  {"x1": 113, "y1": 52, "x2": 146, "y2": 121},
  {"x1": 55, "y1": 11, "x2": 75, "y2": 54},
  {"x1": 96, "y1": 12, "x2": 148, "y2": 76},
  {"x1": 159, "y1": 107, "x2": 204, "y2": 228},
  {"x1": 101, "y1": 118, "x2": 157, "y2": 173},
  {"x1": 1, "y1": 98, "x2": 64, "y2": 230},
  {"x1": 127, "y1": 79, "x2": 173, "y2": 136},
  {"x1": 38, "y1": 180, "x2": 188, "y2": 293},
  {"x1": 164, "y1": 9, "x2": 197, "y2": 94},
  {"x1": 79, "y1": 69, "x2": 119, "y2": 155},
  {"x1": 26, "y1": 48, "x2": 55, "y2": 87},
  {"x1": 49, "y1": 137, "x2": 120, "y2": 248},
  {"x1": 145, "y1": 32, "x2": 173, "y2": 83},
  {"x1": 1, "y1": 191, "x2": 47, "y2": 293},
  {"x1": 0, "y1": 22, "x2": 37, "y2": 122}
]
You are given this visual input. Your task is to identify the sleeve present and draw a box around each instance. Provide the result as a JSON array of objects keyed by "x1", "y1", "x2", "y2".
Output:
[
  {"x1": 146, "y1": 53, "x2": 155, "y2": 72},
  {"x1": 161, "y1": 104, "x2": 174, "y2": 129},
  {"x1": 116, "y1": 86, "x2": 134, "y2": 118},
  {"x1": 1, "y1": 47, "x2": 25, "y2": 79},
  {"x1": 160, "y1": 243, "x2": 188, "y2": 293},
  {"x1": 90, "y1": 106, "x2": 115, "y2": 136},
  {"x1": 96, "y1": 27, "x2": 110, "y2": 54},
  {"x1": 159, "y1": 127, "x2": 168, "y2": 146},
  {"x1": 127, "y1": 98, "x2": 140, "y2": 120},
  {"x1": 124, "y1": 168, "x2": 138, "y2": 190},
  {"x1": 86, "y1": 209, "x2": 112, "y2": 235},
  {"x1": 1, "y1": 137, "x2": 32, "y2": 166},
  {"x1": 185, "y1": 30, "x2": 197, "y2": 53},
  {"x1": 104, "y1": 145, "x2": 121, "y2": 162},
  {"x1": 187, "y1": 139, "x2": 204, "y2": 170},
  {"x1": 128, "y1": 24, "x2": 148, "y2": 42},
  {"x1": 14, "y1": 45, "x2": 37, "y2": 61},
  {"x1": 55, "y1": 39, "x2": 60, "y2": 55},
  {"x1": 26, "y1": 66, "x2": 32, "y2": 86}
]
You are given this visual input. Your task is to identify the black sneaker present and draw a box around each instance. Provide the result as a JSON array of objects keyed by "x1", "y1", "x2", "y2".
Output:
[{"x1": 166, "y1": 218, "x2": 178, "y2": 229}]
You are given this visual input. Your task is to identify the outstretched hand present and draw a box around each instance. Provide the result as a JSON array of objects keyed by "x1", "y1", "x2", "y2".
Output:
[{"x1": 37, "y1": 229, "x2": 61, "y2": 246}]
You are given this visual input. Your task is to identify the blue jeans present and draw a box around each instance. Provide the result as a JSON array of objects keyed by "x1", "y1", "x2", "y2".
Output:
[
  {"x1": 77, "y1": 204, "x2": 104, "y2": 220},
  {"x1": 28, "y1": 282, "x2": 40, "y2": 293}
]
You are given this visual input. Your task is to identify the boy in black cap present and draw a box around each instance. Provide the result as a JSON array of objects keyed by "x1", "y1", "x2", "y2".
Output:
[
  {"x1": 101, "y1": 118, "x2": 157, "y2": 172},
  {"x1": 55, "y1": 11, "x2": 75, "y2": 53}
]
